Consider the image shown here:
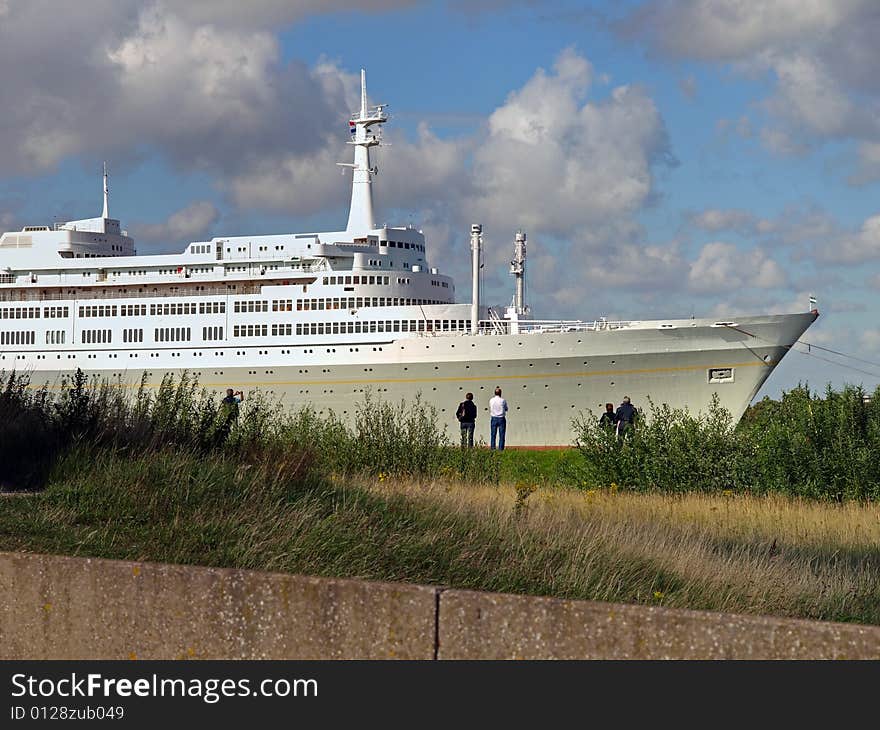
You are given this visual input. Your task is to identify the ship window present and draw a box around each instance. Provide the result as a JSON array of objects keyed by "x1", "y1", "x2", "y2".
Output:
[{"x1": 708, "y1": 368, "x2": 735, "y2": 383}]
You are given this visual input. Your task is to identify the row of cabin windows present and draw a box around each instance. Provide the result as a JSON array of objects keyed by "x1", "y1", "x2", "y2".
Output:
[
  {"x1": 1, "y1": 331, "x2": 35, "y2": 345},
  {"x1": 295, "y1": 319, "x2": 470, "y2": 336},
  {"x1": 379, "y1": 241, "x2": 424, "y2": 251},
  {"x1": 0, "y1": 306, "x2": 41, "y2": 319},
  {"x1": 0, "y1": 319, "x2": 470, "y2": 347},
  {"x1": 192, "y1": 245, "x2": 211, "y2": 254},
  {"x1": 431, "y1": 280, "x2": 450, "y2": 288},
  {"x1": 234, "y1": 301, "x2": 269, "y2": 313},
  {"x1": 78, "y1": 302, "x2": 228, "y2": 319},
  {"x1": 45, "y1": 307, "x2": 69, "y2": 318},
  {"x1": 299, "y1": 297, "x2": 443, "y2": 311},
  {"x1": 150, "y1": 302, "x2": 198, "y2": 316},
  {"x1": 81, "y1": 329, "x2": 111, "y2": 344},
  {"x1": 80, "y1": 305, "x2": 117, "y2": 318},
  {"x1": 233, "y1": 324, "x2": 268, "y2": 338},
  {"x1": 325, "y1": 275, "x2": 391, "y2": 286},
  {"x1": 155, "y1": 327, "x2": 191, "y2": 343}
]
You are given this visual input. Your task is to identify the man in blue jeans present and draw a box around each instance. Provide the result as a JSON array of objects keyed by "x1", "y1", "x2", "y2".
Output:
[{"x1": 489, "y1": 386, "x2": 508, "y2": 450}]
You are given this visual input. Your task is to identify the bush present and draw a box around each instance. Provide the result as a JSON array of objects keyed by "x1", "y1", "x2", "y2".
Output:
[{"x1": 572, "y1": 384, "x2": 880, "y2": 501}]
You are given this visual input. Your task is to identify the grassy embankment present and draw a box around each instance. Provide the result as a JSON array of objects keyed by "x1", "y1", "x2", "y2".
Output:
[{"x1": 1, "y1": 371, "x2": 879, "y2": 625}]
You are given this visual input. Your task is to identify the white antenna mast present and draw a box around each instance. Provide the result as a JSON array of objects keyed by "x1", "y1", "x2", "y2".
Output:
[
  {"x1": 101, "y1": 161, "x2": 109, "y2": 219},
  {"x1": 337, "y1": 69, "x2": 388, "y2": 234}
]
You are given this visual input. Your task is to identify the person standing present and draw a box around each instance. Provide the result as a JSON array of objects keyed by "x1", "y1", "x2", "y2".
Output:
[
  {"x1": 222, "y1": 388, "x2": 244, "y2": 415},
  {"x1": 489, "y1": 386, "x2": 508, "y2": 451},
  {"x1": 598, "y1": 402, "x2": 617, "y2": 430},
  {"x1": 456, "y1": 392, "x2": 477, "y2": 448},
  {"x1": 615, "y1": 395, "x2": 636, "y2": 440},
  {"x1": 217, "y1": 388, "x2": 245, "y2": 445}
]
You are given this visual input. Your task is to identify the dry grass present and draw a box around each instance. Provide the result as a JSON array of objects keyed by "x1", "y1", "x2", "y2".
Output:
[
  {"x1": 2, "y1": 442, "x2": 878, "y2": 625},
  {"x1": 362, "y1": 478, "x2": 880, "y2": 622}
]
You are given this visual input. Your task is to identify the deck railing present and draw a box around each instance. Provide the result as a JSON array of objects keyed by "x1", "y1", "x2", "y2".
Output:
[{"x1": 415, "y1": 318, "x2": 634, "y2": 337}]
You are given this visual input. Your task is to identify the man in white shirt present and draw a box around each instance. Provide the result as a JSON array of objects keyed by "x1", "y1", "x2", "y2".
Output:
[{"x1": 488, "y1": 386, "x2": 509, "y2": 450}]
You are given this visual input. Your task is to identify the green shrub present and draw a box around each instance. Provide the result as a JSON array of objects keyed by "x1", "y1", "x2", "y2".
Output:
[{"x1": 572, "y1": 384, "x2": 880, "y2": 501}]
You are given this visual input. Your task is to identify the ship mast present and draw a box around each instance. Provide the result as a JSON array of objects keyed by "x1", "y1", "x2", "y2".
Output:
[
  {"x1": 101, "y1": 162, "x2": 109, "y2": 220},
  {"x1": 339, "y1": 69, "x2": 387, "y2": 234}
]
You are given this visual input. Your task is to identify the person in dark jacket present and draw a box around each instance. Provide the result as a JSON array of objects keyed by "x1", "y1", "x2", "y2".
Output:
[
  {"x1": 615, "y1": 396, "x2": 637, "y2": 440},
  {"x1": 456, "y1": 392, "x2": 477, "y2": 448},
  {"x1": 598, "y1": 402, "x2": 617, "y2": 430}
]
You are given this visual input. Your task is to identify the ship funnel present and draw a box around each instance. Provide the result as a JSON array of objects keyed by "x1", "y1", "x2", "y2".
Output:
[
  {"x1": 470, "y1": 224, "x2": 482, "y2": 335},
  {"x1": 510, "y1": 230, "x2": 527, "y2": 315}
]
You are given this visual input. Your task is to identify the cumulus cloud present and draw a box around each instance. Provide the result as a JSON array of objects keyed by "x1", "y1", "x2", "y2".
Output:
[
  {"x1": 619, "y1": 1, "x2": 880, "y2": 173},
  {"x1": 859, "y1": 329, "x2": 880, "y2": 353},
  {"x1": 688, "y1": 241, "x2": 786, "y2": 293},
  {"x1": 132, "y1": 201, "x2": 220, "y2": 244},
  {"x1": 467, "y1": 47, "x2": 673, "y2": 245},
  {"x1": 816, "y1": 215, "x2": 880, "y2": 265},
  {"x1": 688, "y1": 208, "x2": 775, "y2": 235},
  {"x1": 620, "y1": 0, "x2": 864, "y2": 62},
  {"x1": 170, "y1": 0, "x2": 417, "y2": 29}
]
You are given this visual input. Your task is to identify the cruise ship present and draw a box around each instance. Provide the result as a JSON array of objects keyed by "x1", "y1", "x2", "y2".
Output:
[{"x1": 0, "y1": 71, "x2": 817, "y2": 446}]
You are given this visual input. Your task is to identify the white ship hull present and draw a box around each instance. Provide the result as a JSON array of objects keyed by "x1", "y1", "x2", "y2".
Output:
[
  {"x1": 7, "y1": 311, "x2": 816, "y2": 447},
  {"x1": 0, "y1": 71, "x2": 820, "y2": 445}
]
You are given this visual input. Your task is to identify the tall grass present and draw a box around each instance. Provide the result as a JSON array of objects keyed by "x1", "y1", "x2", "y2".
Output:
[
  {"x1": 572, "y1": 385, "x2": 880, "y2": 501},
  {"x1": 2, "y1": 369, "x2": 880, "y2": 623},
  {"x1": 2, "y1": 450, "x2": 878, "y2": 624},
  {"x1": 0, "y1": 370, "x2": 498, "y2": 490}
]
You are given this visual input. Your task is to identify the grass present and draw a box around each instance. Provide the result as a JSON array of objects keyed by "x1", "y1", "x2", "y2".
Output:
[
  {"x1": 1, "y1": 445, "x2": 879, "y2": 625},
  {"x1": 1, "y1": 369, "x2": 880, "y2": 625}
]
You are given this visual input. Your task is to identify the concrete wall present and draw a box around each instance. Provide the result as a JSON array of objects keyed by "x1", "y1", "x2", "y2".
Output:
[
  {"x1": 0, "y1": 552, "x2": 436, "y2": 660},
  {"x1": 437, "y1": 589, "x2": 880, "y2": 659},
  {"x1": 2, "y1": 551, "x2": 880, "y2": 660}
]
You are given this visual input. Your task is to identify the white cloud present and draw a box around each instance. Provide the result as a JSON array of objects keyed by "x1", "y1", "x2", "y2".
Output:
[
  {"x1": 688, "y1": 241, "x2": 786, "y2": 293},
  {"x1": 132, "y1": 201, "x2": 219, "y2": 244},
  {"x1": 620, "y1": 1, "x2": 880, "y2": 175},
  {"x1": 859, "y1": 329, "x2": 880, "y2": 352},
  {"x1": 689, "y1": 208, "x2": 775, "y2": 235},
  {"x1": 848, "y1": 142, "x2": 880, "y2": 185},
  {"x1": 468, "y1": 48, "x2": 672, "y2": 244},
  {"x1": 817, "y1": 214, "x2": 880, "y2": 264},
  {"x1": 169, "y1": 0, "x2": 417, "y2": 29},
  {"x1": 621, "y1": 0, "x2": 865, "y2": 62}
]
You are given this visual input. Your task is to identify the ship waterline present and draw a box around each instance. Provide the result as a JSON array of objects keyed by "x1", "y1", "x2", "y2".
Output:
[{"x1": 10, "y1": 311, "x2": 817, "y2": 447}]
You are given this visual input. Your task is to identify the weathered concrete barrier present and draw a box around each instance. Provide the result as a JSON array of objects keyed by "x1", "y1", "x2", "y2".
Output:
[
  {"x1": 2, "y1": 551, "x2": 880, "y2": 659},
  {"x1": 0, "y1": 552, "x2": 437, "y2": 660},
  {"x1": 437, "y1": 589, "x2": 880, "y2": 659}
]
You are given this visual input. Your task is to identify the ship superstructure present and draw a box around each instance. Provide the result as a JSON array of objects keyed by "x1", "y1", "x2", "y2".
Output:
[{"x1": 0, "y1": 71, "x2": 817, "y2": 446}]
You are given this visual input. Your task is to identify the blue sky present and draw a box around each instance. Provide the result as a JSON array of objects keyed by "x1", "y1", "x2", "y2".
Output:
[{"x1": 2, "y1": 0, "x2": 879, "y2": 400}]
